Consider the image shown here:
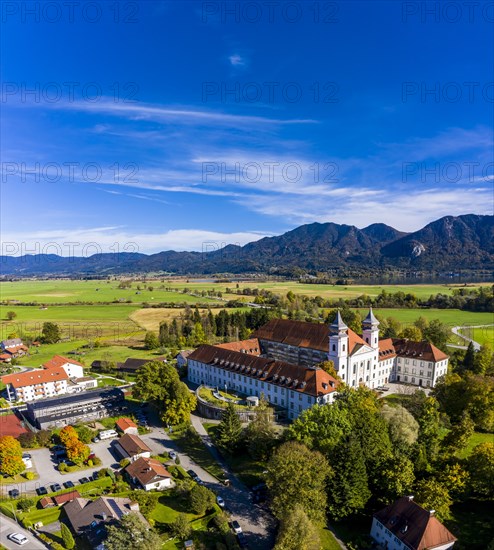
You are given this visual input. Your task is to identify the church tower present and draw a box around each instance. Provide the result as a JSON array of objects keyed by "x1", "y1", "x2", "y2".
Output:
[
  {"x1": 362, "y1": 307, "x2": 379, "y2": 349},
  {"x1": 329, "y1": 311, "x2": 348, "y2": 370}
]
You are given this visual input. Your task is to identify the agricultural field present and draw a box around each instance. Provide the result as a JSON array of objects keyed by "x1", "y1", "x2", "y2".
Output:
[
  {"x1": 163, "y1": 279, "x2": 491, "y2": 300},
  {"x1": 0, "y1": 279, "x2": 220, "y2": 304}
]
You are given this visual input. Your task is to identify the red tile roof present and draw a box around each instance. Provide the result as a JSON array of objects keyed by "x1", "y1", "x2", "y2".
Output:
[
  {"x1": 216, "y1": 338, "x2": 261, "y2": 355},
  {"x1": 116, "y1": 417, "x2": 138, "y2": 432},
  {"x1": 2, "y1": 367, "x2": 68, "y2": 389},
  {"x1": 189, "y1": 344, "x2": 339, "y2": 397},
  {"x1": 124, "y1": 457, "x2": 171, "y2": 486},
  {"x1": 53, "y1": 490, "x2": 81, "y2": 505},
  {"x1": 378, "y1": 338, "x2": 397, "y2": 361},
  {"x1": 43, "y1": 355, "x2": 84, "y2": 369},
  {"x1": 392, "y1": 339, "x2": 449, "y2": 362},
  {"x1": 252, "y1": 319, "x2": 367, "y2": 356},
  {"x1": 374, "y1": 496, "x2": 457, "y2": 550}
]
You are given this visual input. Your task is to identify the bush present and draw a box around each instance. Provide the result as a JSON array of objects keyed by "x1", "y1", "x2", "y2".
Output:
[
  {"x1": 58, "y1": 462, "x2": 68, "y2": 472},
  {"x1": 170, "y1": 513, "x2": 191, "y2": 540},
  {"x1": 17, "y1": 497, "x2": 35, "y2": 512},
  {"x1": 92, "y1": 456, "x2": 102, "y2": 466},
  {"x1": 119, "y1": 458, "x2": 130, "y2": 468},
  {"x1": 18, "y1": 432, "x2": 38, "y2": 449},
  {"x1": 23, "y1": 471, "x2": 36, "y2": 480},
  {"x1": 189, "y1": 484, "x2": 216, "y2": 515},
  {"x1": 87, "y1": 459, "x2": 93, "y2": 467},
  {"x1": 175, "y1": 456, "x2": 181, "y2": 465}
]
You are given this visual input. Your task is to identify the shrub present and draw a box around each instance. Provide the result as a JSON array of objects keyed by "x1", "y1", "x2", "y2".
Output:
[
  {"x1": 58, "y1": 462, "x2": 68, "y2": 472},
  {"x1": 87, "y1": 459, "x2": 93, "y2": 467},
  {"x1": 92, "y1": 456, "x2": 102, "y2": 466},
  {"x1": 119, "y1": 458, "x2": 130, "y2": 468},
  {"x1": 23, "y1": 471, "x2": 36, "y2": 480},
  {"x1": 17, "y1": 497, "x2": 35, "y2": 512},
  {"x1": 175, "y1": 456, "x2": 181, "y2": 465}
]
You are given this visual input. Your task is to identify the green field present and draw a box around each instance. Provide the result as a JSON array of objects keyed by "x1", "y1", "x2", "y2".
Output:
[
  {"x1": 163, "y1": 280, "x2": 491, "y2": 300},
  {"x1": 0, "y1": 279, "x2": 219, "y2": 304},
  {"x1": 458, "y1": 326, "x2": 494, "y2": 347}
]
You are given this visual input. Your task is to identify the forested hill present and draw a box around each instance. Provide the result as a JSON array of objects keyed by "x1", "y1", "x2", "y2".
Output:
[{"x1": 1, "y1": 214, "x2": 493, "y2": 276}]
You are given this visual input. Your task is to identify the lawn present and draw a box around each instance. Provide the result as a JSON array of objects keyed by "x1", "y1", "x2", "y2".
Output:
[
  {"x1": 458, "y1": 325, "x2": 494, "y2": 347},
  {"x1": 458, "y1": 432, "x2": 494, "y2": 458},
  {"x1": 168, "y1": 425, "x2": 225, "y2": 480},
  {"x1": 319, "y1": 526, "x2": 343, "y2": 550},
  {"x1": 445, "y1": 499, "x2": 494, "y2": 549},
  {"x1": 203, "y1": 423, "x2": 266, "y2": 488}
]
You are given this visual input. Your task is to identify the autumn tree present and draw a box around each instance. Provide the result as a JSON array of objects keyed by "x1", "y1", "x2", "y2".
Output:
[
  {"x1": 441, "y1": 413, "x2": 474, "y2": 455},
  {"x1": 59, "y1": 426, "x2": 78, "y2": 446},
  {"x1": 274, "y1": 505, "x2": 321, "y2": 550},
  {"x1": 375, "y1": 455, "x2": 415, "y2": 504},
  {"x1": 0, "y1": 435, "x2": 24, "y2": 476},
  {"x1": 66, "y1": 439, "x2": 90, "y2": 464},
  {"x1": 267, "y1": 441, "x2": 331, "y2": 524}
]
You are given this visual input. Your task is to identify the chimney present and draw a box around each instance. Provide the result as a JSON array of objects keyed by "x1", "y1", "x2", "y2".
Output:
[
  {"x1": 429, "y1": 509, "x2": 435, "y2": 516},
  {"x1": 407, "y1": 495, "x2": 414, "y2": 501},
  {"x1": 101, "y1": 512, "x2": 107, "y2": 521},
  {"x1": 129, "y1": 501, "x2": 139, "y2": 511}
]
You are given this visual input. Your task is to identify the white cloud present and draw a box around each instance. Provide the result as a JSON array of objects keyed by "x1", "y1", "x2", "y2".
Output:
[
  {"x1": 228, "y1": 54, "x2": 246, "y2": 66},
  {"x1": 0, "y1": 227, "x2": 273, "y2": 256}
]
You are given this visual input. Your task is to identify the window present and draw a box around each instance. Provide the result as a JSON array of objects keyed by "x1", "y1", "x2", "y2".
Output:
[
  {"x1": 342, "y1": 344, "x2": 346, "y2": 352},
  {"x1": 332, "y1": 344, "x2": 336, "y2": 352}
]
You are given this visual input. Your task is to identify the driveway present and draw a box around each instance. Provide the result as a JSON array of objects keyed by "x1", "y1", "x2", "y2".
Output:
[
  {"x1": 0, "y1": 512, "x2": 46, "y2": 550},
  {"x1": 139, "y1": 422, "x2": 276, "y2": 550}
]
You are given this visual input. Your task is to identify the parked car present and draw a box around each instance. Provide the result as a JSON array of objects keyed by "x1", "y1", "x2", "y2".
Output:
[
  {"x1": 8, "y1": 489, "x2": 20, "y2": 498},
  {"x1": 63, "y1": 481, "x2": 75, "y2": 489},
  {"x1": 216, "y1": 496, "x2": 225, "y2": 508},
  {"x1": 237, "y1": 532, "x2": 248, "y2": 548},
  {"x1": 187, "y1": 469, "x2": 199, "y2": 481},
  {"x1": 169, "y1": 451, "x2": 177, "y2": 461},
  {"x1": 231, "y1": 520, "x2": 242, "y2": 534},
  {"x1": 7, "y1": 533, "x2": 28, "y2": 546},
  {"x1": 36, "y1": 486, "x2": 48, "y2": 496},
  {"x1": 79, "y1": 477, "x2": 90, "y2": 484},
  {"x1": 51, "y1": 483, "x2": 62, "y2": 492}
]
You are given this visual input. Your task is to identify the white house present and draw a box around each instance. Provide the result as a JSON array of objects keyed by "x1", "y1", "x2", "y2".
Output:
[
  {"x1": 371, "y1": 496, "x2": 456, "y2": 550},
  {"x1": 124, "y1": 457, "x2": 172, "y2": 491},
  {"x1": 2, "y1": 368, "x2": 69, "y2": 402},
  {"x1": 43, "y1": 355, "x2": 85, "y2": 378},
  {"x1": 114, "y1": 434, "x2": 152, "y2": 462}
]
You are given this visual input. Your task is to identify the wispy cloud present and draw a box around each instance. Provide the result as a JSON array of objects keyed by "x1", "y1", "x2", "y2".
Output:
[{"x1": 228, "y1": 54, "x2": 246, "y2": 67}]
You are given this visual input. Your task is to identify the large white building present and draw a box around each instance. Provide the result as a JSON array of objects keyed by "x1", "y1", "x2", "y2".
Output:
[{"x1": 187, "y1": 310, "x2": 449, "y2": 419}]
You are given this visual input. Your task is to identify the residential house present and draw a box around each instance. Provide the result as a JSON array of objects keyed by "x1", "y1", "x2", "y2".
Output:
[
  {"x1": 176, "y1": 350, "x2": 193, "y2": 368},
  {"x1": 124, "y1": 457, "x2": 172, "y2": 491},
  {"x1": 115, "y1": 417, "x2": 139, "y2": 435},
  {"x1": 114, "y1": 434, "x2": 152, "y2": 462},
  {"x1": 43, "y1": 355, "x2": 85, "y2": 378},
  {"x1": 0, "y1": 339, "x2": 29, "y2": 362},
  {"x1": 0, "y1": 338, "x2": 24, "y2": 351},
  {"x1": 370, "y1": 496, "x2": 457, "y2": 550},
  {"x1": 117, "y1": 357, "x2": 165, "y2": 374},
  {"x1": 63, "y1": 496, "x2": 146, "y2": 548}
]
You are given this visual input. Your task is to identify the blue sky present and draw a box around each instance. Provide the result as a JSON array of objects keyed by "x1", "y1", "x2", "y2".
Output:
[{"x1": 1, "y1": 0, "x2": 493, "y2": 255}]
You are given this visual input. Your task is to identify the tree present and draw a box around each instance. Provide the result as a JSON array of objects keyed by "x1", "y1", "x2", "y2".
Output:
[
  {"x1": 0, "y1": 435, "x2": 25, "y2": 476},
  {"x1": 423, "y1": 319, "x2": 449, "y2": 350},
  {"x1": 18, "y1": 432, "x2": 38, "y2": 449},
  {"x1": 416, "y1": 396, "x2": 442, "y2": 464},
  {"x1": 441, "y1": 413, "x2": 474, "y2": 454},
  {"x1": 41, "y1": 322, "x2": 61, "y2": 344},
  {"x1": 36, "y1": 430, "x2": 52, "y2": 447},
  {"x1": 144, "y1": 331, "x2": 160, "y2": 350},
  {"x1": 327, "y1": 437, "x2": 371, "y2": 520},
  {"x1": 189, "y1": 484, "x2": 215, "y2": 515},
  {"x1": 162, "y1": 379, "x2": 197, "y2": 425},
  {"x1": 245, "y1": 395, "x2": 277, "y2": 460},
  {"x1": 17, "y1": 497, "x2": 35, "y2": 512},
  {"x1": 474, "y1": 344, "x2": 493, "y2": 375},
  {"x1": 59, "y1": 426, "x2": 78, "y2": 446},
  {"x1": 74, "y1": 425, "x2": 96, "y2": 444},
  {"x1": 170, "y1": 513, "x2": 191, "y2": 540},
  {"x1": 267, "y1": 441, "x2": 331, "y2": 524},
  {"x1": 400, "y1": 325, "x2": 422, "y2": 341},
  {"x1": 467, "y1": 442, "x2": 494, "y2": 497},
  {"x1": 105, "y1": 513, "x2": 162, "y2": 550},
  {"x1": 381, "y1": 404, "x2": 419, "y2": 448},
  {"x1": 314, "y1": 360, "x2": 340, "y2": 380},
  {"x1": 375, "y1": 455, "x2": 415, "y2": 504},
  {"x1": 66, "y1": 440, "x2": 90, "y2": 464},
  {"x1": 461, "y1": 342, "x2": 476, "y2": 372},
  {"x1": 437, "y1": 462, "x2": 469, "y2": 499},
  {"x1": 274, "y1": 505, "x2": 321, "y2": 550},
  {"x1": 216, "y1": 402, "x2": 243, "y2": 454},
  {"x1": 6, "y1": 311, "x2": 17, "y2": 321},
  {"x1": 414, "y1": 478, "x2": 452, "y2": 522},
  {"x1": 131, "y1": 490, "x2": 159, "y2": 515},
  {"x1": 60, "y1": 523, "x2": 75, "y2": 550}
]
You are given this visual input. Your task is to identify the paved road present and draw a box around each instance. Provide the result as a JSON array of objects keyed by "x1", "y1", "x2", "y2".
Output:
[{"x1": 0, "y1": 513, "x2": 46, "y2": 549}]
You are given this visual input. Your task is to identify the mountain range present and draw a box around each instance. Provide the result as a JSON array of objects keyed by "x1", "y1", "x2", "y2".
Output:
[{"x1": 1, "y1": 214, "x2": 493, "y2": 276}]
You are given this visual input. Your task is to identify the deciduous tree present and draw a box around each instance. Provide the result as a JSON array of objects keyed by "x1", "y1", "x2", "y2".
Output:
[
  {"x1": 41, "y1": 322, "x2": 61, "y2": 344},
  {"x1": 61, "y1": 523, "x2": 75, "y2": 550},
  {"x1": 267, "y1": 441, "x2": 331, "y2": 524},
  {"x1": 189, "y1": 484, "x2": 215, "y2": 515},
  {"x1": 467, "y1": 442, "x2": 494, "y2": 497},
  {"x1": 274, "y1": 505, "x2": 321, "y2": 550},
  {"x1": 0, "y1": 435, "x2": 25, "y2": 476},
  {"x1": 244, "y1": 395, "x2": 277, "y2": 460},
  {"x1": 105, "y1": 512, "x2": 162, "y2": 550},
  {"x1": 414, "y1": 478, "x2": 452, "y2": 522}
]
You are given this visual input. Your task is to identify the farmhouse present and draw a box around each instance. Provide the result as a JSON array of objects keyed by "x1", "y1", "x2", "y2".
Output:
[
  {"x1": 370, "y1": 496, "x2": 457, "y2": 550},
  {"x1": 124, "y1": 456, "x2": 172, "y2": 491},
  {"x1": 0, "y1": 339, "x2": 29, "y2": 362},
  {"x1": 114, "y1": 433, "x2": 152, "y2": 462}
]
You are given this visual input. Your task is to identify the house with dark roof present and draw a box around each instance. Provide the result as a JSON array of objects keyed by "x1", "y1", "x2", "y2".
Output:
[
  {"x1": 124, "y1": 456, "x2": 172, "y2": 491},
  {"x1": 371, "y1": 496, "x2": 456, "y2": 550},
  {"x1": 113, "y1": 433, "x2": 152, "y2": 462},
  {"x1": 117, "y1": 357, "x2": 165, "y2": 373},
  {"x1": 63, "y1": 496, "x2": 146, "y2": 548}
]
